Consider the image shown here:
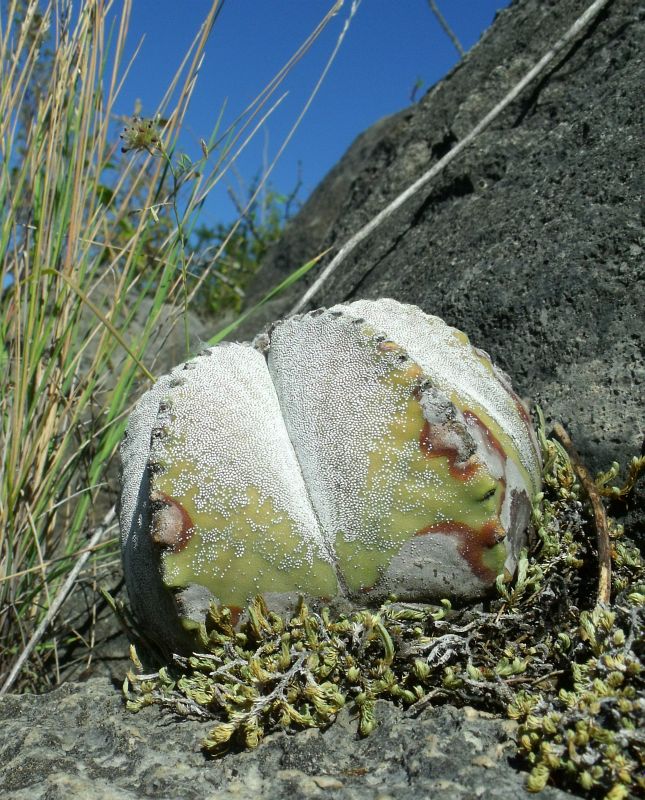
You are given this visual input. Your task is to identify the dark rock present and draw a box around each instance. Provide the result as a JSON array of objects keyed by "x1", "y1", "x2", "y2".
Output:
[
  {"x1": 0, "y1": 677, "x2": 572, "y2": 799},
  {"x1": 241, "y1": 0, "x2": 644, "y2": 490}
]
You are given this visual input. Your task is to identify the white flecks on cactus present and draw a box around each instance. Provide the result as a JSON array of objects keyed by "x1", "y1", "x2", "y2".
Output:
[{"x1": 120, "y1": 299, "x2": 542, "y2": 654}]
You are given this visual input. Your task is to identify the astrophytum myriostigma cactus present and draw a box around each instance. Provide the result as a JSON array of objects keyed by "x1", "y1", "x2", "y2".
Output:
[{"x1": 120, "y1": 299, "x2": 541, "y2": 653}]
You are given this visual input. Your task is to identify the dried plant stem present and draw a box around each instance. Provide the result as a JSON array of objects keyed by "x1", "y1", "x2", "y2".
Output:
[
  {"x1": 427, "y1": 1, "x2": 465, "y2": 57},
  {"x1": 552, "y1": 423, "x2": 611, "y2": 606},
  {"x1": 0, "y1": 507, "x2": 116, "y2": 696},
  {"x1": 290, "y1": 0, "x2": 612, "y2": 316}
]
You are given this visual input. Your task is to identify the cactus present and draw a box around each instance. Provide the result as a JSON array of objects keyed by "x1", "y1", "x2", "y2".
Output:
[{"x1": 120, "y1": 299, "x2": 541, "y2": 653}]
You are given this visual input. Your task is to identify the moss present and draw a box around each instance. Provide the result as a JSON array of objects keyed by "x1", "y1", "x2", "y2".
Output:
[
  {"x1": 122, "y1": 415, "x2": 644, "y2": 797},
  {"x1": 509, "y1": 596, "x2": 644, "y2": 798}
]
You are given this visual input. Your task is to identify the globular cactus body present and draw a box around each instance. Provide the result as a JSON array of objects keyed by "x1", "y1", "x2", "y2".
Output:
[{"x1": 120, "y1": 299, "x2": 541, "y2": 653}]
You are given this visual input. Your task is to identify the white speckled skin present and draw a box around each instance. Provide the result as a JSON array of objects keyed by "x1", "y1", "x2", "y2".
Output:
[
  {"x1": 330, "y1": 299, "x2": 541, "y2": 581},
  {"x1": 342, "y1": 299, "x2": 541, "y2": 491},
  {"x1": 120, "y1": 299, "x2": 541, "y2": 654}
]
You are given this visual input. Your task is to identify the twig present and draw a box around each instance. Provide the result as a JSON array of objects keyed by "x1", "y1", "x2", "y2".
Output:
[
  {"x1": 428, "y1": 1, "x2": 465, "y2": 57},
  {"x1": 289, "y1": 0, "x2": 612, "y2": 316},
  {"x1": 552, "y1": 423, "x2": 611, "y2": 606},
  {"x1": 406, "y1": 687, "x2": 445, "y2": 716},
  {"x1": 531, "y1": 669, "x2": 566, "y2": 687},
  {"x1": 0, "y1": 506, "x2": 117, "y2": 696}
]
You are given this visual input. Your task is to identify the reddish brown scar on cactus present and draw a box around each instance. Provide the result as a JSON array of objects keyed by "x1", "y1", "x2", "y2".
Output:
[
  {"x1": 463, "y1": 410, "x2": 507, "y2": 464},
  {"x1": 227, "y1": 605, "x2": 243, "y2": 627},
  {"x1": 462, "y1": 409, "x2": 508, "y2": 509},
  {"x1": 419, "y1": 419, "x2": 479, "y2": 481},
  {"x1": 150, "y1": 492, "x2": 194, "y2": 553},
  {"x1": 415, "y1": 519, "x2": 505, "y2": 582}
]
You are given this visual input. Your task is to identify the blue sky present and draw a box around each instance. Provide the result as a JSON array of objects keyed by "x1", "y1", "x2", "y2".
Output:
[{"x1": 117, "y1": 1, "x2": 510, "y2": 225}]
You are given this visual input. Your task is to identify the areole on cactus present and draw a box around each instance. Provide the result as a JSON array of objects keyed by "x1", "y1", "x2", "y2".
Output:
[{"x1": 120, "y1": 299, "x2": 542, "y2": 653}]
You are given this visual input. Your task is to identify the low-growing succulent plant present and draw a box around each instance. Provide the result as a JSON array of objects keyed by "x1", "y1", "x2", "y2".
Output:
[{"x1": 120, "y1": 299, "x2": 542, "y2": 653}]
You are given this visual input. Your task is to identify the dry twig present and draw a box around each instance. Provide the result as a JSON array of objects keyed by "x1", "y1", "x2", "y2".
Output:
[
  {"x1": 427, "y1": 1, "x2": 465, "y2": 57},
  {"x1": 552, "y1": 423, "x2": 611, "y2": 605},
  {"x1": 0, "y1": 507, "x2": 117, "y2": 696}
]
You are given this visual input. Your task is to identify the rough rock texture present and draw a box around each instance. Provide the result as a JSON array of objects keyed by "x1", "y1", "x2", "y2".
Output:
[
  {"x1": 3, "y1": 1, "x2": 642, "y2": 797},
  {"x1": 0, "y1": 678, "x2": 573, "y2": 800},
  {"x1": 241, "y1": 0, "x2": 644, "y2": 491}
]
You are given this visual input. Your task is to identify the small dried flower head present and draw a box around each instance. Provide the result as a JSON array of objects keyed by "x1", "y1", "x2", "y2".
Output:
[{"x1": 120, "y1": 116, "x2": 161, "y2": 154}]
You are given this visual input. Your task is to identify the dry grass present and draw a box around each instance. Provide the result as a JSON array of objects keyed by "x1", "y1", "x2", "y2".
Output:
[{"x1": 0, "y1": 0, "x2": 345, "y2": 693}]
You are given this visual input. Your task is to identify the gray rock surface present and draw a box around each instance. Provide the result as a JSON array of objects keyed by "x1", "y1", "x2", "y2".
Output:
[
  {"x1": 0, "y1": 677, "x2": 571, "y2": 800},
  {"x1": 241, "y1": 0, "x2": 644, "y2": 489}
]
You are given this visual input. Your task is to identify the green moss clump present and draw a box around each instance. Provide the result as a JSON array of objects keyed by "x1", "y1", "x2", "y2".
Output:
[
  {"x1": 122, "y1": 417, "x2": 644, "y2": 798},
  {"x1": 124, "y1": 597, "x2": 453, "y2": 750},
  {"x1": 509, "y1": 597, "x2": 644, "y2": 798}
]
